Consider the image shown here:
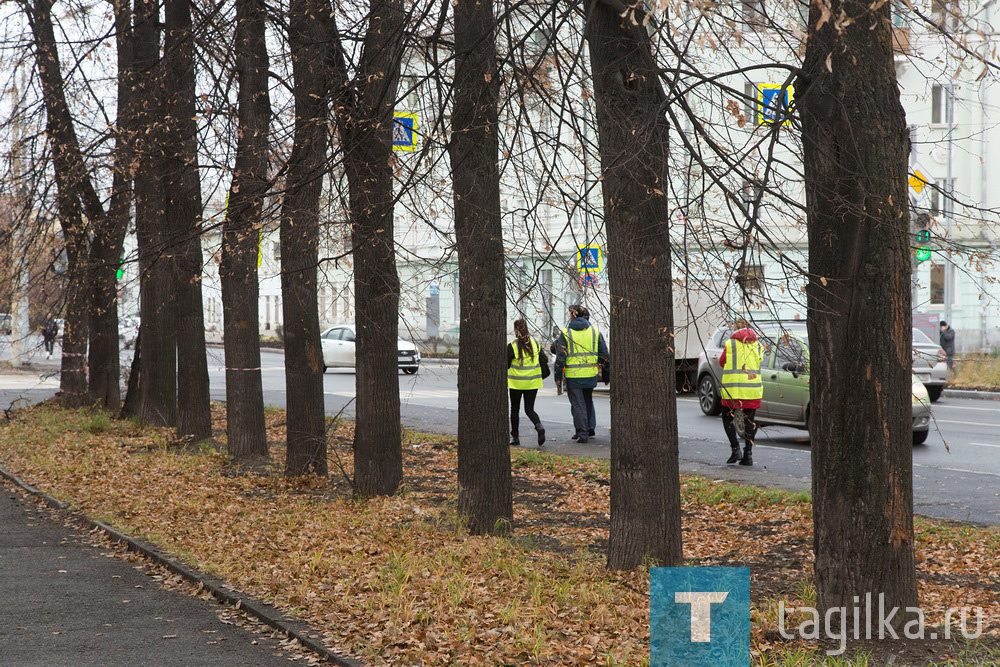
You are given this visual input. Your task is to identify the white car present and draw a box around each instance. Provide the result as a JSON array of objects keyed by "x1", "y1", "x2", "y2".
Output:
[{"x1": 320, "y1": 325, "x2": 420, "y2": 374}]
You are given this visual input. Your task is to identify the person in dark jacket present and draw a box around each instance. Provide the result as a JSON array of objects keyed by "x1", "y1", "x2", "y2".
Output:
[
  {"x1": 939, "y1": 321, "x2": 956, "y2": 371},
  {"x1": 553, "y1": 305, "x2": 609, "y2": 443},
  {"x1": 507, "y1": 318, "x2": 548, "y2": 447},
  {"x1": 41, "y1": 320, "x2": 58, "y2": 358}
]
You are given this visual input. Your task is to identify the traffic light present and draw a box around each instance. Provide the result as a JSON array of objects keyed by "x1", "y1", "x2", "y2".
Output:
[
  {"x1": 116, "y1": 260, "x2": 125, "y2": 281},
  {"x1": 914, "y1": 214, "x2": 932, "y2": 262}
]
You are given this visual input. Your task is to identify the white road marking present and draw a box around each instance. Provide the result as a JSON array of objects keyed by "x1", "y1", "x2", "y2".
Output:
[
  {"x1": 914, "y1": 463, "x2": 1000, "y2": 478},
  {"x1": 968, "y1": 442, "x2": 1000, "y2": 449},
  {"x1": 934, "y1": 419, "x2": 1000, "y2": 427},
  {"x1": 932, "y1": 404, "x2": 1000, "y2": 412}
]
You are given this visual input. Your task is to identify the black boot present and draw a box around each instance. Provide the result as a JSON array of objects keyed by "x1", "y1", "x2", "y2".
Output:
[
  {"x1": 509, "y1": 431, "x2": 520, "y2": 447},
  {"x1": 726, "y1": 447, "x2": 742, "y2": 464},
  {"x1": 535, "y1": 423, "x2": 545, "y2": 446},
  {"x1": 739, "y1": 443, "x2": 753, "y2": 466}
]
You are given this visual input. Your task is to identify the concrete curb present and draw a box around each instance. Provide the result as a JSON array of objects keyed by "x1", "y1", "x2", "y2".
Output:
[
  {"x1": 942, "y1": 388, "x2": 1000, "y2": 401},
  {"x1": 0, "y1": 463, "x2": 363, "y2": 667}
]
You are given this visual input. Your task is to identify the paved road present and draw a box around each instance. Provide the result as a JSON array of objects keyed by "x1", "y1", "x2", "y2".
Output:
[
  {"x1": 4, "y1": 346, "x2": 997, "y2": 525},
  {"x1": 207, "y1": 349, "x2": 999, "y2": 526},
  {"x1": 0, "y1": 478, "x2": 295, "y2": 666}
]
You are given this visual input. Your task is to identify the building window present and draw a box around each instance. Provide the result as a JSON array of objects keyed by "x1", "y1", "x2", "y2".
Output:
[
  {"x1": 741, "y1": 0, "x2": 766, "y2": 30},
  {"x1": 931, "y1": 84, "x2": 954, "y2": 124},
  {"x1": 931, "y1": 0, "x2": 961, "y2": 31},
  {"x1": 929, "y1": 265, "x2": 945, "y2": 305},
  {"x1": 743, "y1": 83, "x2": 758, "y2": 127},
  {"x1": 272, "y1": 240, "x2": 281, "y2": 262},
  {"x1": 929, "y1": 178, "x2": 956, "y2": 217},
  {"x1": 891, "y1": 0, "x2": 908, "y2": 27}
]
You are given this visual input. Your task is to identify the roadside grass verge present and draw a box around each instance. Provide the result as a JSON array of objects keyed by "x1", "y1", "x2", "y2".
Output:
[
  {"x1": 0, "y1": 402, "x2": 995, "y2": 665},
  {"x1": 951, "y1": 354, "x2": 1000, "y2": 390}
]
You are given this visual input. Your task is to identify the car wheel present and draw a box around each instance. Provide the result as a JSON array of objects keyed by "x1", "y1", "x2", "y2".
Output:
[
  {"x1": 698, "y1": 375, "x2": 721, "y2": 416},
  {"x1": 912, "y1": 430, "x2": 928, "y2": 445},
  {"x1": 402, "y1": 367, "x2": 418, "y2": 375},
  {"x1": 322, "y1": 365, "x2": 327, "y2": 374},
  {"x1": 927, "y1": 385, "x2": 943, "y2": 403}
]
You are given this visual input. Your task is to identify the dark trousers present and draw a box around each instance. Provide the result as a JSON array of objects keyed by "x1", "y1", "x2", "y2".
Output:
[
  {"x1": 566, "y1": 386, "x2": 596, "y2": 438},
  {"x1": 43, "y1": 336, "x2": 55, "y2": 354},
  {"x1": 509, "y1": 388, "x2": 541, "y2": 433},
  {"x1": 721, "y1": 406, "x2": 757, "y2": 450}
]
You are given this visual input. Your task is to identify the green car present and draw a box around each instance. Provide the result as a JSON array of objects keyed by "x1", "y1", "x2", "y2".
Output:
[{"x1": 696, "y1": 326, "x2": 932, "y2": 445}]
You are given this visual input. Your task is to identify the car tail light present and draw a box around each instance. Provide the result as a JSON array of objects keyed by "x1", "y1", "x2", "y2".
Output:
[{"x1": 937, "y1": 349, "x2": 946, "y2": 361}]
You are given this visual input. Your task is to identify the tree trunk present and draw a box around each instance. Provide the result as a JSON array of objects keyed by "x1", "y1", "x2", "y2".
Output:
[
  {"x1": 221, "y1": 0, "x2": 270, "y2": 461},
  {"x1": 280, "y1": 0, "x2": 330, "y2": 476},
  {"x1": 26, "y1": 0, "x2": 102, "y2": 407},
  {"x1": 88, "y1": 0, "x2": 134, "y2": 411},
  {"x1": 121, "y1": 329, "x2": 141, "y2": 419},
  {"x1": 133, "y1": 0, "x2": 177, "y2": 428},
  {"x1": 799, "y1": 0, "x2": 917, "y2": 623},
  {"x1": 336, "y1": 0, "x2": 405, "y2": 496},
  {"x1": 164, "y1": 0, "x2": 212, "y2": 440},
  {"x1": 586, "y1": 0, "x2": 683, "y2": 569},
  {"x1": 449, "y1": 0, "x2": 512, "y2": 535}
]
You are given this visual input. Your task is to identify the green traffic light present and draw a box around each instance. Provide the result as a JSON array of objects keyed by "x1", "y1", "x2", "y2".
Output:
[
  {"x1": 116, "y1": 268, "x2": 124, "y2": 280},
  {"x1": 916, "y1": 247, "x2": 932, "y2": 261},
  {"x1": 916, "y1": 229, "x2": 931, "y2": 243}
]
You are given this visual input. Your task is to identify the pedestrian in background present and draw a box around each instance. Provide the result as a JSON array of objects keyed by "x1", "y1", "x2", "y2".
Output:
[
  {"x1": 718, "y1": 317, "x2": 762, "y2": 466},
  {"x1": 939, "y1": 320, "x2": 956, "y2": 372},
  {"x1": 507, "y1": 318, "x2": 548, "y2": 447},
  {"x1": 553, "y1": 305, "x2": 609, "y2": 444},
  {"x1": 41, "y1": 320, "x2": 57, "y2": 359}
]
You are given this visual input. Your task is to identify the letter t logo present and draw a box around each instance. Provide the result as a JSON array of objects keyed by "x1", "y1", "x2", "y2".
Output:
[{"x1": 674, "y1": 592, "x2": 729, "y2": 642}]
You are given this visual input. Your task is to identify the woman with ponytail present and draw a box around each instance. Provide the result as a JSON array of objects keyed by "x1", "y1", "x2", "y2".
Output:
[{"x1": 506, "y1": 318, "x2": 549, "y2": 446}]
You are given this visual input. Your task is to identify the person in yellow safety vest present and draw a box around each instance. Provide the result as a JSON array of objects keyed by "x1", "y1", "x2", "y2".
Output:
[
  {"x1": 553, "y1": 305, "x2": 609, "y2": 444},
  {"x1": 507, "y1": 318, "x2": 549, "y2": 446},
  {"x1": 718, "y1": 317, "x2": 763, "y2": 466}
]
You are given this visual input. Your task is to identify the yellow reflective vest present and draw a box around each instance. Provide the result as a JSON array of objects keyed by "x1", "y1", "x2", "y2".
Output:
[
  {"x1": 562, "y1": 326, "x2": 599, "y2": 379},
  {"x1": 720, "y1": 338, "x2": 763, "y2": 402},
  {"x1": 508, "y1": 338, "x2": 543, "y2": 390}
]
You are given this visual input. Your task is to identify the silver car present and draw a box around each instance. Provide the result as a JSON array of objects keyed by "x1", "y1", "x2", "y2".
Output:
[
  {"x1": 911, "y1": 328, "x2": 948, "y2": 402},
  {"x1": 696, "y1": 323, "x2": 932, "y2": 445}
]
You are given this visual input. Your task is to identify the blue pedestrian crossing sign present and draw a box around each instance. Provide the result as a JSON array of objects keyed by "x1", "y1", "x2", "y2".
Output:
[
  {"x1": 757, "y1": 84, "x2": 793, "y2": 126},
  {"x1": 392, "y1": 112, "x2": 418, "y2": 151},
  {"x1": 576, "y1": 245, "x2": 602, "y2": 272}
]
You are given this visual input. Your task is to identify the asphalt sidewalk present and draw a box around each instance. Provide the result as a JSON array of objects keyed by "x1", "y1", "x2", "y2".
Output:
[{"x1": 0, "y1": 479, "x2": 297, "y2": 666}]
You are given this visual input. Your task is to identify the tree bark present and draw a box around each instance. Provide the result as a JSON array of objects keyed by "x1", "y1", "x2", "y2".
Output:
[
  {"x1": 121, "y1": 328, "x2": 141, "y2": 419},
  {"x1": 88, "y1": 0, "x2": 134, "y2": 411},
  {"x1": 26, "y1": 0, "x2": 101, "y2": 406},
  {"x1": 334, "y1": 0, "x2": 405, "y2": 496},
  {"x1": 164, "y1": 0, "x2": 212, "y2": 440},
  {"x1": 799, "y1": 0, "x2": 917, "y2": 622},
  {"x1": 134, "y1": 0, "x2": 178, "y2": 427},
  {"x1": 280, "y1": 0, "x2": 330, "y2": 476},
  {"x1": 585, "y1": 0, "x2": 683, "y2": 568},
  {"x1": 449, "y1": 0, "x2": 512, "y2": 535},
  {"x1": 221, "y1": 0, "x2": 270, "y2": 461}
]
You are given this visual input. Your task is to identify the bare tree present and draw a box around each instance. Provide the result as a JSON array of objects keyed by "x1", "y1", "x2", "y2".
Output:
[
  {"x1": 221, "y1": 0, "x2": 270, "y2": 461},
  {"x1": 799, "y1": 0, "x2": 917, "y2": 624},
  {"x1": 279, "y1": 0, "x2": 331, "y2": 475},
  {"x1": 330, "y1": 0, "x2": 406, "y2": 495},
  {"x1": 450, "y1": 0, "x2": 512, "y2": 534},
  {"x1": 134, "y1": 0, "x2": 178, "y2": 427},
  {"x1": 87, "y1": 0, "x2": 134, "y2": 411},
  {"x1": 24, "y1": 0, "x2": 100, "y2": 407},
  {"x1": 585, "y1": 0, "x2": 682, "y2": 568},
  {"x1": 164, "y1": 0, "x2": 212, "y2": 440}
]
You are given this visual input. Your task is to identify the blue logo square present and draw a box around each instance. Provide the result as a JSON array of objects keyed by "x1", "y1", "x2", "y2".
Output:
[{"x1": 650, "y1": 567, "x2": 751, "y2": 666}]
